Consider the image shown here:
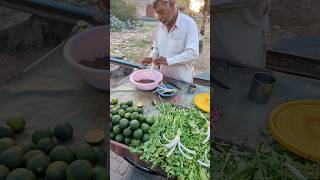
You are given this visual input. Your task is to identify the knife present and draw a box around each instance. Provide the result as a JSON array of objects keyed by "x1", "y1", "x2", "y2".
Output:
[{"x1": 164, "y1": 79, "x2": 182, "y2": 90}]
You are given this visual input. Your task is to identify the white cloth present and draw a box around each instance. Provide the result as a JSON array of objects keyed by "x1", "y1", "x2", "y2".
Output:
[{"x1": 149, "y1": 11, "x2": 199, "y2": 83}]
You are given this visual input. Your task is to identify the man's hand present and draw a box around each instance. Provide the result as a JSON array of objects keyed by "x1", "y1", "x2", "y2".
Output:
[
  {"x1": 154, "y1": 56, "x2": 168, "y2": 66},
  {"x1": 140, "y1": 57, "x2": 153, "y2": 66}
]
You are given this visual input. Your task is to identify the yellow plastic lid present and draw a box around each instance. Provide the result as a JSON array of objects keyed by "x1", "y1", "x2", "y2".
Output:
[
  {"x1": 194, "y1": 93, "x2": 210, "y2": 113},
  {"x1": 269, "y1": 100, "x2": 320, "y2": 162}
]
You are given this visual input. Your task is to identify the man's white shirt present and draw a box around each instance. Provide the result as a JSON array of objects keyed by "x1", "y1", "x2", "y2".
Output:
[{"x1": 149, "y1": 11, "x2": 199, "y2": 83}]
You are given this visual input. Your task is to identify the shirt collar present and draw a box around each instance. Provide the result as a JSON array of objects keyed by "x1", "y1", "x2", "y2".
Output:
[
  {"x1": 175, "y1": 11, "x2": 182, "y2": 28},
  {"x1": 160, "y1": 10, "x2": 182, "y2": 30}
]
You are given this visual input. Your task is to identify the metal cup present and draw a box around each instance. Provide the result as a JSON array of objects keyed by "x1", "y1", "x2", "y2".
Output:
[
  {"x1": 188, "y1": 84, "x2": 196, "y2": 94},
  {"x1": 248, "y1": 72, "x2": 276, "y2": 104}
]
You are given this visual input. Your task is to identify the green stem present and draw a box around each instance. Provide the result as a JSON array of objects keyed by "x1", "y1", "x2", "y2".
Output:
[{"x1": 217, "y1": 153, "x2": 231, "y2": 179}]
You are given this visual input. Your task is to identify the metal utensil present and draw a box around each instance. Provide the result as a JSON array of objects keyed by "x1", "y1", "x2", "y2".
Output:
[
  {"x1": 248, "y1": 72, "x2": 276, "y2": 104},
  {"x1": 188, "y1": 84, "x2": 197, "y2": 94}
]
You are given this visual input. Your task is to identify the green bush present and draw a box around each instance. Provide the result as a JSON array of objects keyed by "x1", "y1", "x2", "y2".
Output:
[
  {"x1": 110, "y1": 15, "x2": 125, "y2": 31},
  {"x1": 111, "y1": 0, "x2": 138, "y2": 23},
  {"x1": 111, "y1": 15, "x2": 136, "y2": 32}
]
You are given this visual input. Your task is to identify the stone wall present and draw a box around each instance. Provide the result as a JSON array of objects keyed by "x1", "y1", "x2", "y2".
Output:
[
  {"x1": 125, "y1": 0, "x2": 188, "y2": 18},
  {"x1": 126, "y1": 0, "x2": 155, "y2": 18}
]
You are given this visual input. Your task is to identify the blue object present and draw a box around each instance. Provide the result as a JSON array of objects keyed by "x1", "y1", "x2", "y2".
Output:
[
  {"x1": 30, "y1": 0, "x2": 94, "y2": 16},
  {"x1": 156, "y1": 84, "x2": 177, "y2": 97},
  {"x1": 28, "y1": 0, "x2": 109, "y2": 24}
]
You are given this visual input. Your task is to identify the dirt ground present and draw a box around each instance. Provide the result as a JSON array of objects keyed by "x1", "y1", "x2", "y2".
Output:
[
  {"x1": 0, "y1": 45, "x2": 57, "y2": 87},
  {"x1": 110, "y1": 20, "x2": 210, "y2": 74}
]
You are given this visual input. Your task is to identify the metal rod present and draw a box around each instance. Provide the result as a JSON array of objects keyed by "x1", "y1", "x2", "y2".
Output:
[
  {"x1": 0, "y1": 0, "x2": 109, "y2": 25},
  {"x1": 266, "y1": 50, "x2": 320, "y2": 79},
  {"x1": 110, "y1": 57, "x2": 143, "y2": 70},
  {"x1": 214, "y1": 50, "x2": 320, "y2": 80},
  {"x1": 110, "y1": 57, "x2": 211, "y2": 86}
]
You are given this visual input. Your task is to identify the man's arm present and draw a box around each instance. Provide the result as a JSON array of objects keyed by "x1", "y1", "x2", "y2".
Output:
[{"x1": 167, "y1": 21, "x2": 199, "y2": 65}]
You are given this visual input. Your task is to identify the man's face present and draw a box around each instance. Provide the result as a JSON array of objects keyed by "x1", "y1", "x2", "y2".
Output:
[{"x1": 154, "y1": 2, "x2": 174, "y2": 25}]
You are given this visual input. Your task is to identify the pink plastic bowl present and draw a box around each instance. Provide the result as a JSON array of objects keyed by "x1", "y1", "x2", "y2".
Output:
[
  {"x1": 130, "y1": 69, "x2": 163, "y2": 90},
  {"x1": 63, "y1": 25, "x2": 108, "y2": 91}
]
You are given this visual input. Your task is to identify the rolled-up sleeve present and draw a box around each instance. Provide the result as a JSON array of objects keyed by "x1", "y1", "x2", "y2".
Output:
[{"x1": 167, "y1": 21, "x2": 199, "y2": 65}]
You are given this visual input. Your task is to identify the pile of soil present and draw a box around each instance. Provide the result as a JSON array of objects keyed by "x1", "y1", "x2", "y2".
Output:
[
  {"x1": 136, "y1": 79, "x2": 155, "y2": 84},
  {"x1": 79, "y1": 56, "x2": 107, "y2": 70}
]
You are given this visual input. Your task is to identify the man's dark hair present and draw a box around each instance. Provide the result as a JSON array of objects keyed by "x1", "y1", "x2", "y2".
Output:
[{"x1": 153, "y1": 0, "x2": 175, "y2": 9}]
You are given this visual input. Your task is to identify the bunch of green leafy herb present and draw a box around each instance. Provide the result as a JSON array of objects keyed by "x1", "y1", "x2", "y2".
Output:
[
  {"x1": 130, "y1": 103, "x2": 210, "y2": 179},
  {"x1": 212, "y1": 129, "x2": 320, "y2": 180}
]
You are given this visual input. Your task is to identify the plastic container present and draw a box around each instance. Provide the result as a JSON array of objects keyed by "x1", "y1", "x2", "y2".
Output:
[
  {"x1": 156, "y1": 83, "x2": 176, "y2": 97},
  {"x1": 130, "y1": 69, "x2": 163, "y2": 90},
  {"x1": 63, "y1": 25, "x2": 108, "y2": 91}
]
